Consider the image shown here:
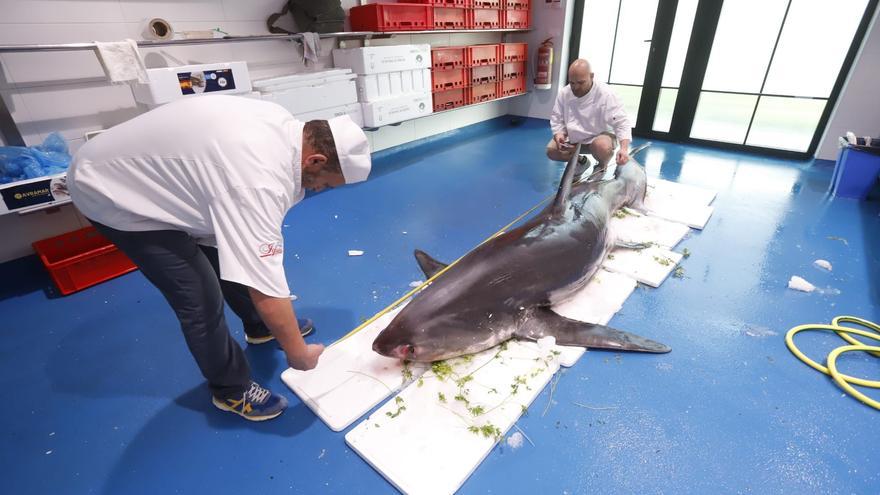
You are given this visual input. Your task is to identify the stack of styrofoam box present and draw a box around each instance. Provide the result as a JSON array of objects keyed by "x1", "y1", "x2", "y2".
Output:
[
  {"x1": 252, "y1": 69, "x2": 364, "y2": 127},
  {"x1": 332, "y1": 44, "x2": 433, "y2": 128}
]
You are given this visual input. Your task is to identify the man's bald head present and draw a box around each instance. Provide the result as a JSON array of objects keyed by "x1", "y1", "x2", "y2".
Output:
[{"x1": 568, "y1": 59, "x2": 594, "y2": 98}]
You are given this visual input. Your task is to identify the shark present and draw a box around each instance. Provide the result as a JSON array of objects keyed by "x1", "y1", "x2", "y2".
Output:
[{"x1": 373, "y1": 144, "x2": 671, "y2": 362}]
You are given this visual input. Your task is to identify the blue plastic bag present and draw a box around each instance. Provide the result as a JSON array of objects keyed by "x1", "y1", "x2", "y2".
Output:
[{"x1": 0, "y1": 132, "x2": 71, "y2": 184}]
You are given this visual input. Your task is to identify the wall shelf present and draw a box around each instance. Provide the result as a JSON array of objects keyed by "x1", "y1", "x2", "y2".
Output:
[{"x1": 0, "y1": 30, "x2": 531, "y2": 53}]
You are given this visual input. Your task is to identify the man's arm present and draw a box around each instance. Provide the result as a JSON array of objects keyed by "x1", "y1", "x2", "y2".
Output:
[
  {"x1": 550, "y1": 91, "x2": 568, "y2": 146},
  {"x1": 248, "y1": 288, "x2": 324, "y2": 370},
  {"x1": 607, "y1": 93, "x2": 632, "y2": 165}
]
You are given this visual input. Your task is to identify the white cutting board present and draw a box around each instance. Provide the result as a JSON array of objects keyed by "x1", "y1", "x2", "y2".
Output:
[
  {"x1": 281, "y1": 304, "x2": 428, "y2": 432},
  {"x1": 550, "y1": 269, "x2": 637, "y2": 367},
  {"x1": 345, "y1": 338, "x2": 562, "y2": 495},
  {"x1": 644, "y1": 179, "x2": 716, "y2": 229}
]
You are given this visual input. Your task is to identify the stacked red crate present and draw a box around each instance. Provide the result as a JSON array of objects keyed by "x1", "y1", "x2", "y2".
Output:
[
  {"x1": 353, "y1": 0, "x2": 529, "y2": 30},
  {"x1": 432, "y1": 42, "x2": 526, "y2": 111}
]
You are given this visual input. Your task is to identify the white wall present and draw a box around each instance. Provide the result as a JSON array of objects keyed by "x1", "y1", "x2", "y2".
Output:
[
  {"x1": 508, "y1": 0, "x2": 573, "y2": 120},
  {"x1": 816, "y1": 4, "x2": 880, "y2": 160},
  {"x1": 0, "y1": 0, "x2": 510, "y2": 262}
]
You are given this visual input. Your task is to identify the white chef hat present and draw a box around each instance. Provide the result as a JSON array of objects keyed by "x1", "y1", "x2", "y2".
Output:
[{"x1": 328, "y1": 115, "x2": 371, "y2": 184}]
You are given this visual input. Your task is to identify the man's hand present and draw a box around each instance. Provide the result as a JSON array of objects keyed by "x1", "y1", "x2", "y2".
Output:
[
  {"x1": 288, "y1": 343, "x2": 325, "y2": 371},
  {"x1": 554, "y1": 132, "x2": 572, "y2": 150},
  {"x1": 616, "y1": 143, "x2": 630, "y2": 166}
]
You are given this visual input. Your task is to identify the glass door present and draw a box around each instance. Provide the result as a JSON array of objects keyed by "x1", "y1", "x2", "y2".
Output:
[
  {"x1": 689, "y1": 0, "x2": 871, "y2": 153},
  {"x1": 572, "y1": 0, "x2": 661, "y2": 120},
  {"x1": 570, "y1": 0, "x2": 879, "y2": 158}
]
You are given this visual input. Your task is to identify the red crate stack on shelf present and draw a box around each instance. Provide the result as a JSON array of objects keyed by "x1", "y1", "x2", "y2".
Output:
[
  {"x1": 352, "y1": 0, "x2": 530, "y2": 31},
  {"x1": 432, "y1": 42, "x2": 526, "y2": 112}
]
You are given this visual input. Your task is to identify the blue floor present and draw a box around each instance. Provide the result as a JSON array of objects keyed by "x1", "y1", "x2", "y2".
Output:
[{"x1": 2, "y1": 117, "x2": 878, "y2": 494}]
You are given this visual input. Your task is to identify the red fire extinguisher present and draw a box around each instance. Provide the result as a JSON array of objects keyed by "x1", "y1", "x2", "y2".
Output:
[{"x1": 534, "y1": 38, "x2": 554, "y2": 90}]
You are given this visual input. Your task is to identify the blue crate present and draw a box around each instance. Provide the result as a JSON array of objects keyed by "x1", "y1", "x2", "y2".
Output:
[{"x1": 830, "y1": 146, "x2": 880, "y2": 200}]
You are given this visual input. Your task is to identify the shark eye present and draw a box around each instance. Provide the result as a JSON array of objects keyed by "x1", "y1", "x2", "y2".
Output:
[{"x1": 406, "y1": 344, "x2": 416, "y2": 357}]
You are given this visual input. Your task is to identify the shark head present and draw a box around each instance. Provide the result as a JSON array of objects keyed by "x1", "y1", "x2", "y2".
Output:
[{"x1": 372, "y1": 301, "x2": 514, "y2": 363}]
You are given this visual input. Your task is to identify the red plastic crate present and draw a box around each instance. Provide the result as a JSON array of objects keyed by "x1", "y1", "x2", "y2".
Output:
[
  {"x1": 472, "y1": 0, "x2": 501, "y2": 7},
  {"x1": 467, "y1": 82, "x2": 498, "y2": 103},
  {"x1": 501, "y1": 61, "x2": 526, "y2": 80},
  {"x1": 471, "y1": 8, "x2": 502, "y2": 29},
  {"x1": 32, "y1": 226, "x2": 137, "y2": 296},
  {"x1": 432, "y1": 46, "x2": 467, "y2": 69},
  {"x1": 433, "y1": 7, "x2": 467, "y2": 29},
  {"x1": 501, "y1": 42, "x2": 528, "y2": 62},
  {"x1": 470, "y1": 64, "x2": 499, "y2": 85},
  {"x1": 432, "y1": 68, "x2": 468, "y2": 91},
  {"x1": 466, "y1": 43, "x2": 500, "y2": 66},
  {"x1": 350, "y1": 3, "x2": 434, "y2": 32},
  {"x1": 504, "y1": 0, "x2": 530, "y2": 9},
  {"x1": 503, "y1": 9, "x2": 530, "y2": 28},
  {"x1": 407, "y1": 0, "x2": 469, "y2": 5},
  {"x1": 500, "y1": 75, "x2": 526, "y2": 96},
  {"x1": 433, "y1": 88, "x2": 466, "y2": 111}
]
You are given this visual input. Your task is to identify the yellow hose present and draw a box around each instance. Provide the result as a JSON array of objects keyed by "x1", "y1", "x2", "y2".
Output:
[{"x1": 785, "y1": 317, "x2": 880, "y2": 410}]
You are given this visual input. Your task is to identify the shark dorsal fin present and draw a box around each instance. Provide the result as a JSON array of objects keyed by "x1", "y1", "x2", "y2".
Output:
[
  {"x1": 414, "y1": 249, "x2": 449, "y2": 279},
  {"x1": 551, "y1": 143, "x2": 582, "y2": 216}
]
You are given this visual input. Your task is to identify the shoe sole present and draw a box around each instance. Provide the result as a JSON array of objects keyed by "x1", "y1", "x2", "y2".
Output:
[
  {"x1": 211, "y1": 396, "x2": 284, "y2": 422},
  {"x1": 245, "y1": 325, "x2": 313, "y2": 345}
]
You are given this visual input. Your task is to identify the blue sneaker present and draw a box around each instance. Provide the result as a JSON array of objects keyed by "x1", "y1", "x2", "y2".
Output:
[
  {"x1": 212, "y1": 382, "x2": 288, "y2": 421},
  {"x1": 245, "y1": 318, "x2": 314, "y2": 344}
]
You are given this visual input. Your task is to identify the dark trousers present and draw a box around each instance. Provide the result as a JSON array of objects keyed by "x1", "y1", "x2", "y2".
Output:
[{"x1": 91, "y1": 221, "x2": 271, "y2": 399}]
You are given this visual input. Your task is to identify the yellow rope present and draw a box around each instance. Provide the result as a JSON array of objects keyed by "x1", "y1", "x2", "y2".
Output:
[{"x1": 785, "y1": 316, "x2": 880, "y2": 410}]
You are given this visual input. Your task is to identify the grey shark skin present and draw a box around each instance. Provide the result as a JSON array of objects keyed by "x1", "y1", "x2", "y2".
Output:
[{"x1": 373, "y1": 144, "x2": 671, "y2": 362}]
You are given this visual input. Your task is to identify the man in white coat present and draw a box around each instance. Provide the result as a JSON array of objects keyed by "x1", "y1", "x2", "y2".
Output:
[
  {"x1": 547, "y1": 58, "x2": 632, "y2": 180},
  {"x1": 68, "y1": 95, "x2": 371, "y2": 422}
]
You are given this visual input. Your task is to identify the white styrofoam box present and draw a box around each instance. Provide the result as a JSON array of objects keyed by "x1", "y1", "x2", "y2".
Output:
[
  {"x1": 259, "y1": 76, "x2": 358, "y2": 116},
  {"x1": 132, "y1": 61, "x2": 253, "y2": 105},
  {"x1": 602, "y1": 244, "x2": 683, "y2": 288},
  {"x1": 361, "y1": 92, "x2": 432, "y2": 127},
  {"x1": 281, "y1": 304, "x2": 429, "y2": 432},
  {"x1": 356, "y1": 69, "x2": 430, "y2": 102},
  {"x1": 0, "y1": 203, "x2": 82, "y2": 263},
  {"x1": 550, "y1": 269, "x2": 638, "y2": 367},
  {"x1": 294, "y1": 102, "x2": 364, "y2": 128},
  {"x1": 346, "y1": 339, "x2": 562, "y2": 495},
  {"x1": 332, "y1": 44, "x2": 431, "y2": 74},
  {"x1": 252, "y1": 69, "x2": 352, "y2": 92}
]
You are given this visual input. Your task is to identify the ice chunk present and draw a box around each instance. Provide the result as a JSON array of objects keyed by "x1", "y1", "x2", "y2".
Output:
[
  {"x1": 813, "y1": 259, "x2": 832, "y2": 271},
  {"x1": 787, "y1": 276, "x2": 815, "y2": 293},
  {"x1": 506, "y1": 431, "x2": 524, "y2": 449}
]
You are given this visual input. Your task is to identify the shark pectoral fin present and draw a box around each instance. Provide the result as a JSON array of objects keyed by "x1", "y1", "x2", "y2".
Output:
[
  {"x1": 414, "y1": 249, "x2": 449, "y2": 279},
  {"x1": 516, "y1": 308, "x2": 671, "y2": 353}
]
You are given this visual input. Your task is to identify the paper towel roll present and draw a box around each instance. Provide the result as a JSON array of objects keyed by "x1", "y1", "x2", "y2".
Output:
[{"x1": 143, "y1": 18, "x2": 173, "y2": 40}]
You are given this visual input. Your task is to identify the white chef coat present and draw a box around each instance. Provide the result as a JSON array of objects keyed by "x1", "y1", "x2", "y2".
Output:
[
  {"x1": 68, "y1": 95, "x2": 304, "y2": 298},
  {"x1": 549, "y1": 81, "x2": 632, "y2": 145}
]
